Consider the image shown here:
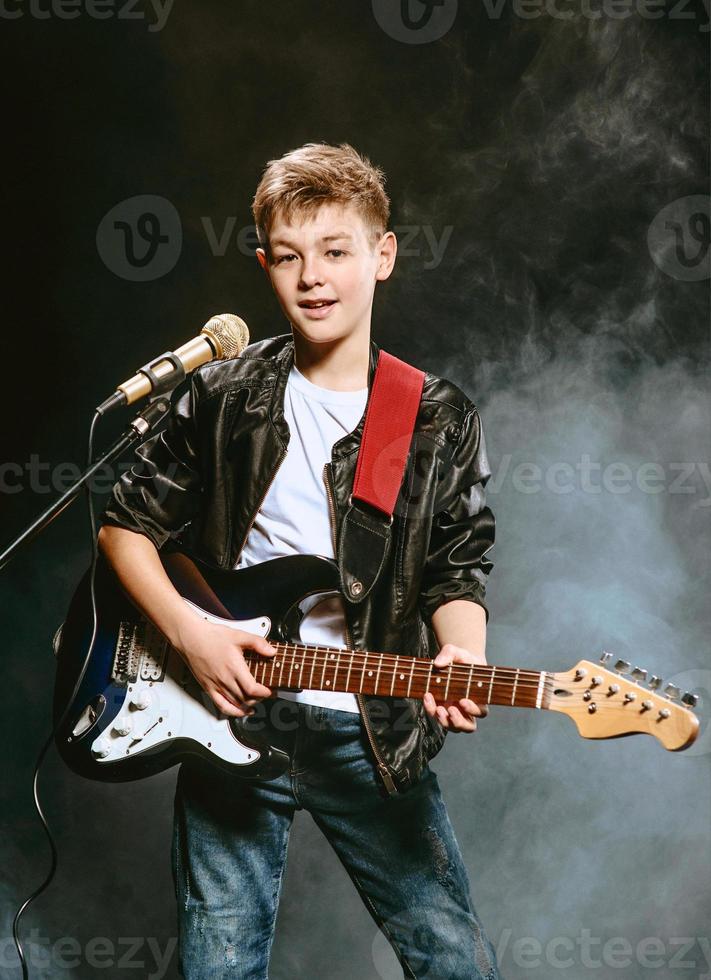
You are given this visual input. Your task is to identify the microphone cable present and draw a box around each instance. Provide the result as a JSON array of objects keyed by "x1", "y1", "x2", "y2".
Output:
[{"x1": 11, "y1": 411, "x2": 103, "y2": 980}]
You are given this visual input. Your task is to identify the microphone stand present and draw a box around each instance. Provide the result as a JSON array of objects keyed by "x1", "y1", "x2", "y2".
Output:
[{"x1": 0, "y1": 397, "x2": 171, "y2": 573}]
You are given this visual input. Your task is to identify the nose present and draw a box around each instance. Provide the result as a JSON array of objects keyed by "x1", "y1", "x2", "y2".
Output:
[{"x1": 299, "y1": 253, "x2": 325, "y2": 290}]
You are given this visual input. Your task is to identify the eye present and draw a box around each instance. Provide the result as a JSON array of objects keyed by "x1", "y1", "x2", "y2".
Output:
[
  {"x1": 327, "y1": 249, "x2": 346, "y2": 258},
  {"x1": 273, "y1": 253, "x2": 296, "y2": 265}
]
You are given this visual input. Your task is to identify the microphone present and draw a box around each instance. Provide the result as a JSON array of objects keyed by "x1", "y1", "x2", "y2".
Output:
[{"x1": 96, "y1": 313, "x2": 250, "y2": 415}]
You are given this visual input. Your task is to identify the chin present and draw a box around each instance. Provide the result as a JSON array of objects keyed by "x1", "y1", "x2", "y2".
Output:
[{"x1": 291, "y1": 318, "x2": 350, "y2": 344}]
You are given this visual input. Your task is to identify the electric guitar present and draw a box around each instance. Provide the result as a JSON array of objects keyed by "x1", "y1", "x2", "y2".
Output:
[{"x1": 52, "y1": 552, "x2": 701, "y2": 783}]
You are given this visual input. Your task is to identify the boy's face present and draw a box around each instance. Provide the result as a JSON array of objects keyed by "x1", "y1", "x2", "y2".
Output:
[{"x1": 256, "y1": 203, "x2": 396, "y2": 348}]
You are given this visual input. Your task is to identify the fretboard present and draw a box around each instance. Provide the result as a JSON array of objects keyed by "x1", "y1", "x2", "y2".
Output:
[{"x1": 245, "y1": 643, "x2": 551, "y2": 709}]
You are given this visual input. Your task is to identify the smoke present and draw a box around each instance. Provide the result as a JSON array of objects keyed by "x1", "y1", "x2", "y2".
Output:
[{"x1": 2, "y1": 3, "x2": 707, "y2": 979}]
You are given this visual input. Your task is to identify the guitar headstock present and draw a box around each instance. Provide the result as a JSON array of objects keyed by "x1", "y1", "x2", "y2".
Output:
[{"x1": 548, "y1": 653, "x2": 700, "y2": 750}]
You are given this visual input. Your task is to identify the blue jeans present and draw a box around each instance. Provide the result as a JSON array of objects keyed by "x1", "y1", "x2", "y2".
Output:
[{"x1": 171, "y1": 697, "x2": 501, "y2": 979}]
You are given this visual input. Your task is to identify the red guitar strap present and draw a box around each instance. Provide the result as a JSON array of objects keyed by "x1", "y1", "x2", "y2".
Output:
[
  {"x1": 338, "y1": 349, "x2": 425, "y2": 605},
  {"x1": 351, "y1": 350, "x2": 426, "y2": 518}
]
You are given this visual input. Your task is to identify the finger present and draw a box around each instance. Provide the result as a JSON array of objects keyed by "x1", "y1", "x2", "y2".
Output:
[
  {"x1": 423, "y1": 692, "x2": 437, "y2": 716},
  {"x1": 460, "y1": 698, "x2": 488, "y2": 718},
  {"x1": 447, "y1": 704, "x2": 477, "y2": 732},
  {"x1": 212, "y1": 689, "x2": 254, "y2": 718},
  {"x1": 238, "y1": 632, "x2": 277, "y2": 657},
  {"x1": 433, "y1": 644, "x2": 454, "y2": 668},
  {"x1": 436, "y1": 705, "x2": 450, "y2": 729},
  {"x1": 234, "y1": 662, "x2": 273, "y2": 701}
]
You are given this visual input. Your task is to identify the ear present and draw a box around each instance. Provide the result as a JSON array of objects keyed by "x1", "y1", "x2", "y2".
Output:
[
  {"x1": 256, "y1": 247, "x2": 271, "y2": 276},
  {"x1": 374, "y1": 231, "x2": 397, "y2": 282}
]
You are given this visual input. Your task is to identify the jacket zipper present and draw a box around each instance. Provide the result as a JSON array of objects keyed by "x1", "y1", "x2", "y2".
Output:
[{"x1": 323, "y1": 462, "x2": 398, "y2": 796}]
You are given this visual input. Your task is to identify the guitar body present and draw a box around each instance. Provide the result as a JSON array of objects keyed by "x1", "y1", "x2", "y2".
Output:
[{"x1": 53, "y1": 552, "x2": 342, "y2": 783}]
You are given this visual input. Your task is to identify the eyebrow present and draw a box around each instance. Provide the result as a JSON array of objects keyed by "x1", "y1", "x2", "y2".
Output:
[{"x1": 270, "y1": 232, "x2": 355, "y2": 249}]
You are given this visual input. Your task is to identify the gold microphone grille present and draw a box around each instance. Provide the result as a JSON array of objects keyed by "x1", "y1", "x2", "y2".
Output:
[{"x1": 201, "y1": 313, "x2": 250, "y2": 359}]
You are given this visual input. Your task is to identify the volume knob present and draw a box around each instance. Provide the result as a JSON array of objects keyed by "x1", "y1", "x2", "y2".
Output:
[
  {"x1": 130, "y1": 690, "x2": 152, "y2": 711},
  {"x1": 91, "y1": 739, "x2": 111, "y2": 759},
  {"x1": 112, "y1": 716, "x2": 133, "y2": 737}
]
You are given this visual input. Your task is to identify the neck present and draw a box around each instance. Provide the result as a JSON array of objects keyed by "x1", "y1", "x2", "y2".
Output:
[
  {"x1": 244, "y1": 642, "x2": 551, "y2": 709},
  {"x1": 292, "y1": 325, "x2": 371, "y2": 391}
]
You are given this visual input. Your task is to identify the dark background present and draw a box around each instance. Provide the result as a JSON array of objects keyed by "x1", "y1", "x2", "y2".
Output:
[{"x1": 2, "y1": 2, "x2": 709, "y2": 978}]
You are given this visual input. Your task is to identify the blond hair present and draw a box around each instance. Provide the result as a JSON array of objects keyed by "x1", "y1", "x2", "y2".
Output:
[{"x1": 252, "y1": 142, "x2": 391, "y2": 253}]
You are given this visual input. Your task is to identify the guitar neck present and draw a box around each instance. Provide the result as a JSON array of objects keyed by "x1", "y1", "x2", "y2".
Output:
[{"x1": 245, "y1": 643, "x2": 552, "y2": 709}]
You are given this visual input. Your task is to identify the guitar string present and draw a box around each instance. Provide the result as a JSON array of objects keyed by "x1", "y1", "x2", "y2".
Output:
[
  {"x1": 247, "y1": 656, "x2": 640, "y2": 697},
  {"x1": 248, "y1": 655, "x2": 618, "y2": 690},
  {"x1": 245, "y1": 657, "x2": 549, "y2": 689},
  {"x1": 256, "y1": 643, "x2": 548, "y2": 680},
  {"x1": 245, "y1": 656, "x2": 669, "y2": 704}
]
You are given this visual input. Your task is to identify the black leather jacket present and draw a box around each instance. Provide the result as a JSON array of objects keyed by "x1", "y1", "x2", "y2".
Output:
[{"x1": 100, "y1": 333, "x2": 495, "y2": 795}]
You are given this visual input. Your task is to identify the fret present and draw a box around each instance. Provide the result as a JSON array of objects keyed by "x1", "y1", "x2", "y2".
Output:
[
  {"x1": 308, "y1": 647, "x2": 316, "y2": 689},
  {"x1": 444, "y1": 664, "x2": 452, "y2": 700},
  {"x1": 269, "y1": 653, "x2": 277, "y2": 686},
  {"x1": 287, "y1": 649, "x2": 295, "y2": 688},
  {"x1": 319, "y1": 647, "x2": 328, "y2": 689},
  {"x1": 374, "y1": 654, "x2": 383, "y2": 695},
  {"x1": 333, "y1": 650, "x2": 342, "y2": 691},
  {"x1": 408, "y1": 657, "x2": 416, "y2": 697},
  {"x1": 511, "y1": 668, "x2": 520, "y2": 705},
  {"x1": 346, "y1": 651, "x2": 355, "y2": 692},
  {"x1": 390, "y1": 655, "x2": 398, "y2": 696},
  {"x1": 466, "y1": 664, "x2": 474, "y2": 700},
  {"x1": 487, "y1": 666, "x2": 496, "y2": 704},
  {"x1": 278, "y1": 653, "x2": 285, "y2": 687},
  {"x1": 360, "y1": 652, "x2": 368, "y2": 692}
]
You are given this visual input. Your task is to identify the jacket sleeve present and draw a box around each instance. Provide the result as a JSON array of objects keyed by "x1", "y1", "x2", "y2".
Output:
[
  {"x1": 99, "y1": 378, "x2": 203, "y2": 551},
  {"x1": 418, "y1": 404, "x2": 495, "y2": 626}
]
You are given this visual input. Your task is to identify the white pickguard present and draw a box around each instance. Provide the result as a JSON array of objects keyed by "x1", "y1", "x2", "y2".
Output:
[{"x1": 90, "y1": 602, "x2": 272, "y2": 769}]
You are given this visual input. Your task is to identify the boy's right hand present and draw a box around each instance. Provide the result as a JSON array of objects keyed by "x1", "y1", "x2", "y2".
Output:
[{"x1": 172, "y1": 614, "x2": 277, "y2": 718}]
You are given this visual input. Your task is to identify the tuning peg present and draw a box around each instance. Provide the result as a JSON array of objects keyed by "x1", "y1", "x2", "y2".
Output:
[
  {"x1": 681, "y1": 692, "x2": 699, "y2": 708},
  {"x1": 630, "y1": 667, "x2": 647, "y2": 683},
  {"x1": 648, "y1": 675, "x2": 663, "y2": 690},
  {"x1": 615, "y1": 660, "x2": 631, "y2": 673},
  {"x1": 664, "y1": 684, "x2": 680, "y2": 700},
  {"x1": 599, "y1": 652, "x2": 613, "y2": 665}
]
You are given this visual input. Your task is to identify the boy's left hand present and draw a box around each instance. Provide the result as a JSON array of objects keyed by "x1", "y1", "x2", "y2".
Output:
[{"x1": 422, "y1": 643, "x2": 489, "y2": 733}]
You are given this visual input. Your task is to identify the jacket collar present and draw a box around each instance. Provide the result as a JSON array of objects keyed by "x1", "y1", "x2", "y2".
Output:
[{"x1": 269, "y1": 334, "x2": 381, "y2": 459}]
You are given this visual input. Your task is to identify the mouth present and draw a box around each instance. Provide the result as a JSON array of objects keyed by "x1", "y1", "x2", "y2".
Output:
[
  {"x1": 297, "y1": 298, "x2": 338, "y2": 319},
  {"x1": 298, "y1": 299, "x2": 337, "y2": 309}
]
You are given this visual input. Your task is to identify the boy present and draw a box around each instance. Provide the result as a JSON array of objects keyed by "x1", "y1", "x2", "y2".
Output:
[{"x1": 99, "y1": 142, "x2": 500, "y2": 979}]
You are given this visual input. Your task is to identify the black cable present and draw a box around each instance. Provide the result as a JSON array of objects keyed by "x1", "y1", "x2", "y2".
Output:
[{"x1": 12, "y1": 411, "x2": 103, "y2": 980}]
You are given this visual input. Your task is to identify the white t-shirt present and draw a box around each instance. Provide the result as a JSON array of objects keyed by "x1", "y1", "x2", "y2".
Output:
[{"x1": 234, "y1": 363, "x2": 366, "y2": 713}]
